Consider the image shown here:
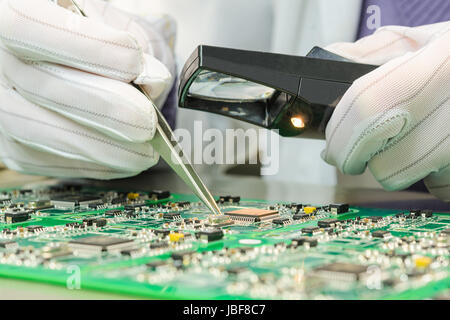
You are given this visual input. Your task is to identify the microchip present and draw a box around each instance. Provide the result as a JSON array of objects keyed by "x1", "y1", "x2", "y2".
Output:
[
  {"x1": 372, "y1": 230, "x2": 391, "y2": 238},
  {"x1": 5, "y1": 211, "x2": 31, "y2": 223},
  {"x1": 227, "y1": 267, "x2": 248, "y2": 275},
  {"x1": 121, "y1": 249, "x2": 141, "y2": 256},
  {"x1": 0, "y1": 241, "x2": 18, "y2": 250},
  {"x1": 124, "y1": 203, "x2": 146, "y2": 211},
  {"x1": 218, "y1": 195, "x2": 240, "y2": 204},
  {"x1": 272, "y1": 218, "x2": 291, "y2": 226},
  {"x1": 292, "y1": 237, "x2": 318, "y2": 247},
  {"x1": 51, "y1": 195, "x2": 102, "y2": 208},
  {"x1": 149, "y1": 241, "x2": 169, "y2": 249},
  {"x1": 69, "y1": 235, "x2": 134, "y2": 253},
  {"x1": 149, "y1": 190, "x2": 171, "y2": 200},
  {"x1": 27, "y1": 200, "x2": 53, "y2": 210},
  {"x1": 163, "y1": 212, "x2": 182, "y2": 220},
  {"x1": 94, "y1": 218, "x2": 107, "y2": 227},
  {"x1": 225, "y1": 208, "x2": 279, "y2": 222},
  {"x1": 293, "y1": 213, "x2": 308, "y2": 220},
  {"x1": 368, "y1": 216, "x2": 383, "y2": 222},
  {"x1": 125, "y1": 210, "x2": 138, "y2": 218},
  {"x1": 196, "y1": 229, "x2": 224, "y2": 242},
  {"x1": 286, "y1": 203, "x2": 303, "y2": 210},
  {"x1": 315, "y1": 263, "x2": 368, "y2": 282},
  {"x1": 330, "y1": 203, "x2": 349, "y2": 214},
  {"x1": 318, "y1": 219, "x2": 339, "y2": 228},
  {"x1": 421, "y1": 210, "x2": 433, "y2": 218},
  {"x1": 26, "y1": 225, "x2": 43, "y2": 233},
  {"x1": 301, "y1": 226, "x2": 320, "y2": 235},
  {"x1": 204, "y1": 216, "x2": 234, "y2": 228},
  {"x1": 154, "y1": 229, "x2": 171, "y2": 237},
  {"x1": 66, "y1": 222, "x2": 82, "y2": 228},
  {"x1": 82, "y1": 217, "x2": 96, "y2": 226},
  {"x1": 105, "y1": 209, "x2": 122, "y2": 217}
]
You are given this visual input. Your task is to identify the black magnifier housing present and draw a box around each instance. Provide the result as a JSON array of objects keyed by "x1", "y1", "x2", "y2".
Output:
[{"x1": 178, "y1": 45, "x2": 378, "y2": 139}]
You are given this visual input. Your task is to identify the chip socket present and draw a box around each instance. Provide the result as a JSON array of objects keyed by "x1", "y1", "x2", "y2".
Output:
[
  {"x1": 69, "y1": 235, "x2": 134, "y2": 253},
  {"x1": 225, "y1": 208, "x2": 279, "y2": 223}
]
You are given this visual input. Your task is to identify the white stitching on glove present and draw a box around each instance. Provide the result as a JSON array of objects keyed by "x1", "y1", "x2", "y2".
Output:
[
  {"x1": 0, "y1": 0, "x2": 176, "y2": 180},
  {"x1": 323, "y1": 22, "x2": 450, "y2": 201}
]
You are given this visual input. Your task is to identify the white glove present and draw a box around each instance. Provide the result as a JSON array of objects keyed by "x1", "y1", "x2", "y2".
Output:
[
  {"x1": 323, "y1": 22, "x2": 450, "y2": 201},
  {"x1": 0, "y1": 0, "x2": 175, "y2": 179}
]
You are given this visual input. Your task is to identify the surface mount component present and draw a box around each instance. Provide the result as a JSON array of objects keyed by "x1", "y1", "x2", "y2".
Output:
[
  {"x1": 69, "y1": 235, "x2": 134, "y2": 253},
  {"x1": 225, "y1": 208, "x2": 279, "y2": 222}
]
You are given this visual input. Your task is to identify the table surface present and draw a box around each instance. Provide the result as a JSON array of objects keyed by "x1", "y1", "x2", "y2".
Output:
[{"x1": 0, "y1": 168, "x2": 448, "y2": 299}]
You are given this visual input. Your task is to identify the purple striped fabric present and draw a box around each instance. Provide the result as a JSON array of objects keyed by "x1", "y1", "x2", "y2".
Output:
[{"x1": 357, "y1": 0, "x2": 450, "y2": 38}]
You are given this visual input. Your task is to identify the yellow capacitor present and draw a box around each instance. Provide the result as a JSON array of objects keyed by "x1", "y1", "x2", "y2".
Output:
[
  {"x1": 303, "y1": 206, "x2": 316, "y2": 214},
  {"x1": 415, "y1": 256, "x2": 432, "y2": 268},
  {"x1": 169, "y1": 233, "x2": 185, "y2": 242},
  {"x1": 127, "y1": 193, "x2": 139, "y2": 200}
]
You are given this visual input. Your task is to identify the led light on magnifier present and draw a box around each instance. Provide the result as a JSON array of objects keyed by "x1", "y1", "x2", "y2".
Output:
[
  {"x1": 188, "y1": 70, "x2": 275, "y2": 102},
  {"x1": 290, "y1": 116, "x2": 306, "y2": 129}
]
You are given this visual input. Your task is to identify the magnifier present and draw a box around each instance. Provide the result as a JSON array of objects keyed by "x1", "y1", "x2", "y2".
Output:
[{"x1": 178, "y1": 46, "x2": 378, "y2": 139}]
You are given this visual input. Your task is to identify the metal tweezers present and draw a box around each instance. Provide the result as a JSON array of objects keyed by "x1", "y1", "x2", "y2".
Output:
[{"x1": 66, "y1": 0, "x2": 222, "y2": 215}]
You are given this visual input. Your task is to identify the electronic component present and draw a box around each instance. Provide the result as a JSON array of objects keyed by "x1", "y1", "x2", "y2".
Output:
[
  {"x1": 149, "y1": 190, "x2": 171, "y2": 200},
  {"x1": 51, "y1": 195, "x2": 102, "y2": 208},
  {"x1": 292, "y1": 213, "x2": 308, "y2": 220},
  {"x1": 301, "y1": 226, "x2": 320, "y2": 235},
  {"x1": 169, "y1": 233, "x2": 185, "y2": 242},
  {"x1": 291, "y1": 237, "x2": 318, "y2": 247},
  {"x1": 0, "y1": 241, "x2": 18, "y2": 250},
  {"x1": 26, "y1": 225, "x2": 43, "y2": 233},
  {"x1": 124, "y1": 203, "x2": 146, "y2": 211},
  {"x1": 69, "y1": 235, "x2": 134, "y2": 253},
  {"x1": 205, "y1": 216, "x2": 234, "y2": 228},
  {"x1": 372, "y1": 230, "x2": 391, "y2": 238},
  {"x1": 105, "y1": 210, "x2": 122, "y2": 217},
  {"x1": 163, "y1": 212, "x2": 182, "y2": 220},
  {"x1": 330, "y1": 203, "x2": 349, "y2": 214},
  {"x1": 272, "y1": 218, "x2": 291, "y2": 226},
  {"x1": 314, "y1": 263, "x2": 368, "y2": 282},
  {"x1": 149, "y1": 242, "x2": 169, "y2": 249},
  {"x1": 368, "y1": 216, "x2": 383, "y2": 222},
  {"x1": 225, "y1": 208, "x2": 279, "y2": 223},
  {"x1": 5, "y1": 211, "x2": 31, "y2": 223},
  {"x1": 317, "y1": 219, "x2": 339, "y2": 228},
  {"x1": 27, "y1": 200, "x2": 53, "y2": 210},
  {"x1": 196, "y1": 229, "x2": 224, "y2": 242},
  {"x1": 0, "y1": 184, "x2": 448, "y2": 300},
  {"x1": 303, "y1": 206, "x2": 317, "y2": 214},
  {"x1": 218, "y1": 195, "x2": 240, "y2": 204}
]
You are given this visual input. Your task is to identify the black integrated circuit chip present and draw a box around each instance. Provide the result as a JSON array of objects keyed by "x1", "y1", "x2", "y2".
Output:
[
  {"x1": 372, "y1": 230, "x2": 391, "y2": 238},
  {"x1": 196, "y1": 229, "x2": 224, "y2": 242},
  {"x1": 318, "y1": 219, "x2": 339, "y2": 228},
  {"x1": 301, "y1": 226, "x2": 320, "y2": 235}
]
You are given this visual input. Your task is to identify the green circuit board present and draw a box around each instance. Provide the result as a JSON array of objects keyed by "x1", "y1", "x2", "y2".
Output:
[{"x1": 0, "y1": 184, "x2": 449, "y2": 300}]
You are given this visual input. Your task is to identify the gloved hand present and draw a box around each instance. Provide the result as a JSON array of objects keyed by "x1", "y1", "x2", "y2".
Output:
[
  {"x1": 323, "y1": 22, "x2": 450, "y2": 201},
  {"x1": 0, "y1": 0, "x2": 175, "y2": 179}
]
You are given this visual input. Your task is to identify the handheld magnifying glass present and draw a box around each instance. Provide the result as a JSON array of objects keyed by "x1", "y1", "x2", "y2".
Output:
[{"x1": 178, "y1": 46, "x2": 378, "y2": 139}]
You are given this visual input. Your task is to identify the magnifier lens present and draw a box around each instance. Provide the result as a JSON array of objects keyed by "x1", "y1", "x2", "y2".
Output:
[{"x1": 188, "y1": 70, "x2": 275, "y2": 102}]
